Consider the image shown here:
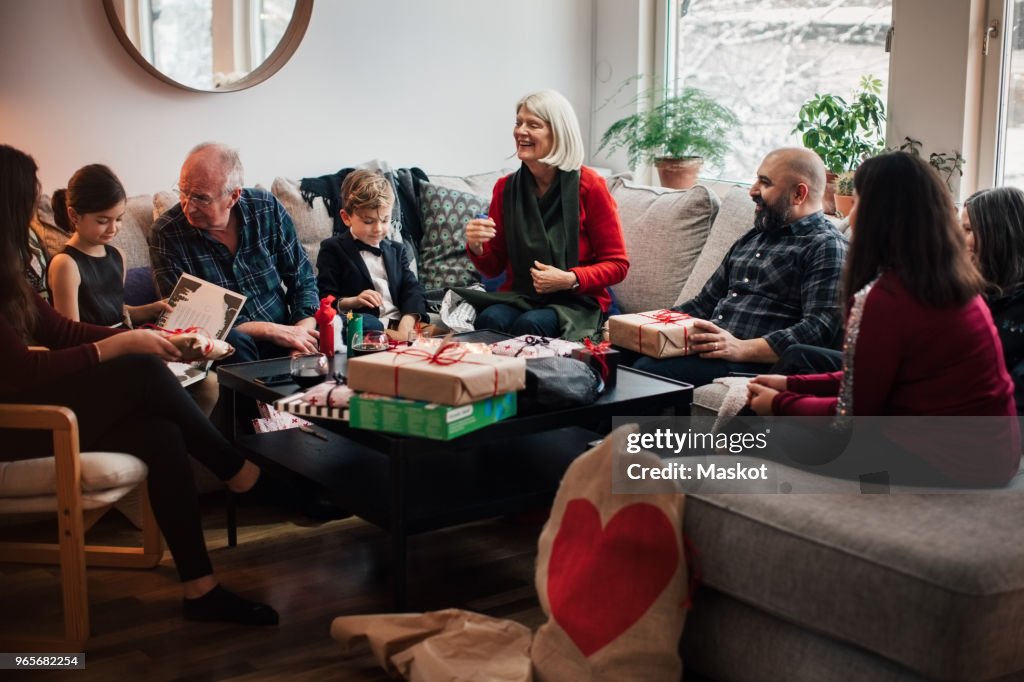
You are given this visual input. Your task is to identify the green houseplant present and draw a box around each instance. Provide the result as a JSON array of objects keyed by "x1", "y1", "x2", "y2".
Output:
[
  {"x1": 598, "y1": 86, "x2": 739, "y2": 189},
  {"x1": 793, "y1": 75, "x2": 887, "y2": 175},
  {"x1": 834, "y1": 171, "x2": 856, "y2": 217},
  {"x1": 895, "y1": 136, "x2": 965, "y2": 194}
]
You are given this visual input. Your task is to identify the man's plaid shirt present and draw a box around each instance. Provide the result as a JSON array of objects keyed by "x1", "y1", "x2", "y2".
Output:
[
  {"x1": 151, "y1": 188, "x2": 319, "y2": 326},
  {"x1": 674, "y1": 212, "x2": 848, "y2": 354}
]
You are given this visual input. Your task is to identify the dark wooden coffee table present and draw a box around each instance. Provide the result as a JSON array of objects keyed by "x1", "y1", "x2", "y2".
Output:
[{"x1": 216, "y1": 337, "x2": 692, "y2": 608}]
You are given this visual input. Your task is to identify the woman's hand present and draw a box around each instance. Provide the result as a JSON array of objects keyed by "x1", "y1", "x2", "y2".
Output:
[
  {"x1": 127, "y1": 299, "x2": 173, "y2": 325},
  {"x1": 465, "y1": 217, "x2": 496, "y2": 256},
  {"x1": 530, "y1": 261, "x2": 576, "y2": 294},
  {"x1": 747, "y1": 381, "x2": 781, "y2": 416},
  {"x1": 749, "y1": 374, "x2": 788, "y2": 392},
  {"x1": 95, "y1": 329, "x2": 182, "y2": 363}
]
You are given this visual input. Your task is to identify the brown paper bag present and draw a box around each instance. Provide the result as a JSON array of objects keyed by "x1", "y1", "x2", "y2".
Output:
[
  {"x1": 532, "y1": 425, "x2": 688, "y2": 681},
  {"x1": 330, "y1": 608, "x2": 532, "y2": 681}
]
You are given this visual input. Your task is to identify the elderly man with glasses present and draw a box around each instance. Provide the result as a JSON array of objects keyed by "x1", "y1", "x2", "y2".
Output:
[{"x1": 150, "y1": 142, "x2": 320, "y2": 366}]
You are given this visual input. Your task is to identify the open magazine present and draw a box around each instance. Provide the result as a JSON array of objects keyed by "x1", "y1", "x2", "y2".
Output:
[{"x1": 157, "y1": 273, "x2": 247, "y2": 387}]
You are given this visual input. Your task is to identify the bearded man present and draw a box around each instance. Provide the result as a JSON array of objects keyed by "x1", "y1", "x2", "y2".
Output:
[{"x1": 632, "y1": 147, "x2": 848, "y2": 387}]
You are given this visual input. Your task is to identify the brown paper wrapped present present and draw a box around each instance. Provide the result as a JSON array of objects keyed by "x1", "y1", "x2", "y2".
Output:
[
  {"x1": 346, "y1": 343, "x2": 526, "y2": 406},
  {"x1": 608, "y1": 310, "x2": 698, "y2": 358}
]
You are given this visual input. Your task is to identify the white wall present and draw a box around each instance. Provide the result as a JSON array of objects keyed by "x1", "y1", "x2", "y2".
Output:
[
  {"x1": 887, "y1": 0, "x2": 975, "y2": 198},
  {"x1": 0, "y1": 0, "x2": 593, "y2": 196}
]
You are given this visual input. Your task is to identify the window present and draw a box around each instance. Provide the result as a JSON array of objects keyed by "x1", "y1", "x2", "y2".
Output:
[
  {"x1": 990, "y1": 0, "x2": 1024, "y2": 188},
  {"x1": 674, "y1": 0, "x2": 892, "y2": 182},
  {"x1": 150, "y1": 0, "x2": 213, "y2": 89}
]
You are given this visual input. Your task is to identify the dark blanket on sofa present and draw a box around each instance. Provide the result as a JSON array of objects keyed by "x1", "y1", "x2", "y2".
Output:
[{"x1": 300, "y1": 167, "x2": 429, "y2": 248}]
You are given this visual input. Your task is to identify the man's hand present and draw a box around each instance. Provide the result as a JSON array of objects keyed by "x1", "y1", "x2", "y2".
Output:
[
  {"x1": 530, "y1": 261, "x2": 576, "y2": 294},
  {"x1": 341, "y1": 289, "x2": 383, "y2": 310},
  {"x1": 688, "y1": 319, "x2": 778, "y2": 363},
  {"x1": 747, "y1": 382, "x2": 779, "y2": 416},
  {"x1": 237, "y1": 321, "x2": 320, "y2": 354}
]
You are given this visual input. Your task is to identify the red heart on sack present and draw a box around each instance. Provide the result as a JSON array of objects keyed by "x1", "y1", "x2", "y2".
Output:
[{"x1": 548, "y1": 498, "x2": 679, "y2": 657}]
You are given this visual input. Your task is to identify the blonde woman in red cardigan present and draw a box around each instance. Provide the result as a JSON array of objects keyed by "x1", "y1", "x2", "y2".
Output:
[{"x1": 462, "y1": 89, "x2": 629, "y2": 341}]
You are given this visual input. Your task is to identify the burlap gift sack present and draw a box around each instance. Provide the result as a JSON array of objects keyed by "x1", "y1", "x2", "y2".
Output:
[{"x1": 532, "y1": 424, "x2": 688, "y2": 681}]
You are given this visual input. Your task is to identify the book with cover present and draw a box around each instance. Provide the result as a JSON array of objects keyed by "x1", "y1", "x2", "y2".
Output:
[{"x1": 158, "y1": 273, "x2": 247, "y2": 387}]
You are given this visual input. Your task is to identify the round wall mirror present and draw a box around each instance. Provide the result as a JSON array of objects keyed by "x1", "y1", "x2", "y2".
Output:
[{"x1": 103, "y1": 0, "x2": 313, "y2": 93}]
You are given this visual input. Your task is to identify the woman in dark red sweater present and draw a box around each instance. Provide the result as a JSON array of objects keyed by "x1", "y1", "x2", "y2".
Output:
[
  {"x1": 463, "y1": 89, "x2": 629, "y2": 340},
  {"x1": 0, "y1": 145, "x2": 278, "y2": 625},
  {"x1": 746, "y1": 152, "x2": 1019, "y2": 486}
]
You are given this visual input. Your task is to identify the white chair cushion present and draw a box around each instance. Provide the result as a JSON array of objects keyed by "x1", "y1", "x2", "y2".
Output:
[
  {"x1": 0, "y1": 452, "x2": 147, "y2": 498},
  {"x1": 0, "y1": 485, "x2": 141, "y2": 513}
]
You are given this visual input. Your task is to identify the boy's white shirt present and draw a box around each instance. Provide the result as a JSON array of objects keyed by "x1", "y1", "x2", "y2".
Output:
[{"x1": 359, "y1": 249, "x2": 400, "y2": 322}]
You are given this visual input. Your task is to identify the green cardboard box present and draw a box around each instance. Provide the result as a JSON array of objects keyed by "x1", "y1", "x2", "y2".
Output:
[{"x1": 348, "y1": 392, "x2": 517, "y2": 440}]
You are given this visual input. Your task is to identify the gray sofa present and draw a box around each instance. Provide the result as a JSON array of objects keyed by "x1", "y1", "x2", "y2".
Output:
[{"x1": 606, "y1": 181, "x2": 1024, "y2": 681}]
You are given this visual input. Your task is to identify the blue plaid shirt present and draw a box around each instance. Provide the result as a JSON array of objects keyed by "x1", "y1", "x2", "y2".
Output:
[
  {"x1": 150, "y1": 188, "x2": 319, "y2": 326},
  {"x1": 675, "y1": 212, "x2": 848, "y2": 354}
]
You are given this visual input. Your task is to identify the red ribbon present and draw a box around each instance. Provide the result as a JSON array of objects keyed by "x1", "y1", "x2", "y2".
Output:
[
  {"x1": 581, "y1": 338, "x2": 611, "y2": 381},
  {"x1": 385, "y1": 342, "x2": 500, "y2": 399},
  {"x1": 140, "y1": 324, "x2": 214, "y2": 355},
  {"x1": 635, "y1": 310, "x2": 691, "y2": 353}
]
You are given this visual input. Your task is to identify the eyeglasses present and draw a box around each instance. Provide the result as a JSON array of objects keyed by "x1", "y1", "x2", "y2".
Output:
[{"x1": 173, "y1": 186, "x2": 229, "y2": 208}]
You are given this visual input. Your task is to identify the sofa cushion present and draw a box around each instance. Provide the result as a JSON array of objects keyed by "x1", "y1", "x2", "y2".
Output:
[
  {"x1": 34, "y1": 194, "x2": 71, "y2": 258},
  {"x1": 112, "y1": 195, "x2": 159, "y2": 270},
  {"x1": 417, "y1": 182, "x2": 486, "y2": 291},
  {"x1": 124, "y1": 266, "x2": 158, "y2": 306},
  {"x1": 677, "y1": 184, "x2": 755, "y2": 305},
  {"x1": 270, "y1": 176, "x2": 334, "y2": 267},
  {"x1": 608, "y1": 179, "x2": 719, "y2": 314},
  {"x1": 428, "y1": 170, "x2": 509, "y2": 198},
  {"x1": 684, "y1": 489, "x2": 1024, "y2": 680}
]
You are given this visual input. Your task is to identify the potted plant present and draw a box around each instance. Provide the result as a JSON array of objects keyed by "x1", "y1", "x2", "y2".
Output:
[
  {"x1": 794, "y1": 75, "x2": 886, "y2": 174},
  {"x1": 598, "y1": 86, "x2": 739, "y2": 189},
  {"x1": 895, "y1": 136, "x2": 965, "y2": 195},
  {"x1": 834, "y1": 171, "x2": 856, "y2": 217},
  {"x1": 794, "y1": 75, "x2": 886, "y2": 213}
]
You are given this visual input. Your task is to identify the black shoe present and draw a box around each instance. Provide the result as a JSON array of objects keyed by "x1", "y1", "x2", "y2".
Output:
[
  {"x1": 183, "y1": 585, "x2": 279, "y2": 626},
  {"x1": 299, "y1": 495, "x2": 352, "y2": 522},
  {"x1": 233, "y1": 471, "x2": 287, "y2": 506}
]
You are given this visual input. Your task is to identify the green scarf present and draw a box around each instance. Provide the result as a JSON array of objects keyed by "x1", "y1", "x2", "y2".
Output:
[{"x1": 456, "y1": 165, "x2": 602, "y2": 341}]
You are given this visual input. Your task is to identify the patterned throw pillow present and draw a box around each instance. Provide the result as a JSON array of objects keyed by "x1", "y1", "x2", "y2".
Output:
[{"x1": 417, "y1": 182, "x2": 487, "y2": 291}]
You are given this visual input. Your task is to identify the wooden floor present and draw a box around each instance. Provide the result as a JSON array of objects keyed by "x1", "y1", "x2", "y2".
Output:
[{"x1": 0, "y1": 496, "x2": 547, "y2": 681}]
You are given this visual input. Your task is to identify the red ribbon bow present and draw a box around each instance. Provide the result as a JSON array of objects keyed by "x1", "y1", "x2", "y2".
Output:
[
  {"x1": 582, "y1": 338, "x2": 612, "y2": 381},
  {"x1": 141, "y1": 324, "x2": 214, "y2": 356},
  {"x1": 636, "y1": 310, "x2": 692, "y2": 353},
  {"x1": 385, "y1": 342, "x2": 499, "y2": 399}
]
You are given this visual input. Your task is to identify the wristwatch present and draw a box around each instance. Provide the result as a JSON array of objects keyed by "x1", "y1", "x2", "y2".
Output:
[{"x1": 570, "y1": 272, "x2": 580, "y2": 291}]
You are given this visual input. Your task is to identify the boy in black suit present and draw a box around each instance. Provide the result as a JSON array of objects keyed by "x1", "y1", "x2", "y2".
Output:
[{"x1": 316, "y1": 169, "x2": 427, "y2": 336}]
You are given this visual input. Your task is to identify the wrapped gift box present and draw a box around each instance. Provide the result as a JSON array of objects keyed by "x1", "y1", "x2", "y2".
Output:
[
  {"x1": 347, "y1": 345, "x2": 527, "y2": 405},
  {"x1": 570, "y1": 342, "x2": 620, "y2": 388},
  {"x1": 490, "y1": 335, "x2": 583, "y2": 359},
  {"x1": 608, "y1": 310, "x2": 698, "y2": 358},
  {"x1": 349, "y1": 392, "x2": 517, "y2": 440}
]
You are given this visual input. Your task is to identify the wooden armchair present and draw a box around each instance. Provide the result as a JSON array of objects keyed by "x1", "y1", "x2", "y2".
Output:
[{"x1": 0, "y1": 404, "x2": 163, "y2": 651}]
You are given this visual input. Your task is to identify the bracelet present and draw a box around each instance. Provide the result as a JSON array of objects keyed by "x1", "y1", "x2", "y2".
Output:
[{"x1": 93, "y1": 342, "x2": 102, "y2": 363}]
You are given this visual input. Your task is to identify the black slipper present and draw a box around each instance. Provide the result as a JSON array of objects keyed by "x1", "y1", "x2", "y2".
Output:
[{"x1": 183, "y1": 585, "x2": 279, "y2": 626}]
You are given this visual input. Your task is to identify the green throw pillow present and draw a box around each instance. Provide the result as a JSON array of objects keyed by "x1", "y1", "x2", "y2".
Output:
[{"x1": 417, "y1": 182, "x2": 487, "y2": 291}]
